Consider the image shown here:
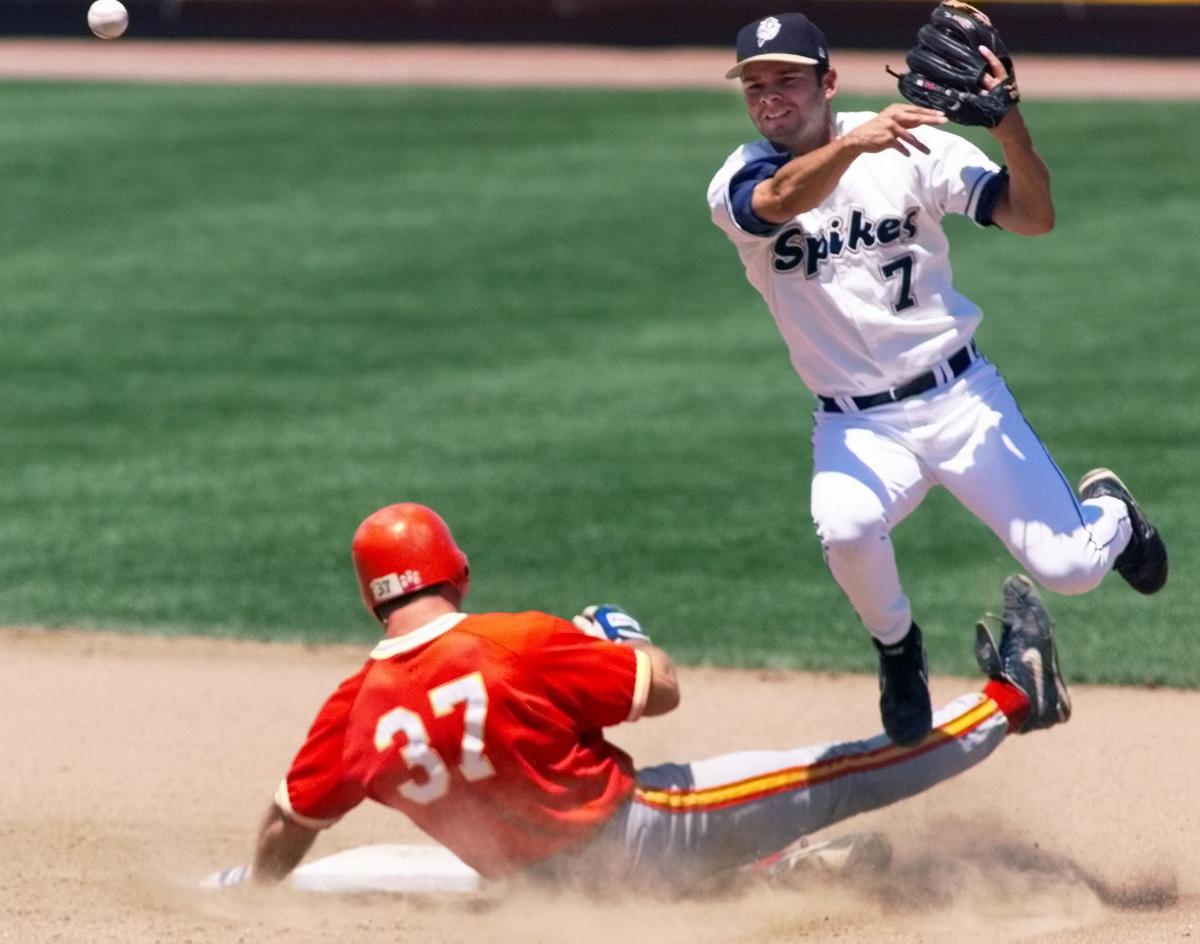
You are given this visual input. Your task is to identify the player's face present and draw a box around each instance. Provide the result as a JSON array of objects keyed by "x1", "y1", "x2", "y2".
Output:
[{"x1": 740, "y1": 62, "x2": 833, "y2": 150}]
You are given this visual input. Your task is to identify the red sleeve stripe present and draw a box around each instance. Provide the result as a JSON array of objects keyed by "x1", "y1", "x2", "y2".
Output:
[{"x1": 632, "y1": 695, "x2": 1001, "y2": 813}]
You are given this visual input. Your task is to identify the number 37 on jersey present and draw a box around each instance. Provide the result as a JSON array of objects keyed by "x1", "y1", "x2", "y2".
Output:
[{"x1": 374, "y1": 672, "x2": 497, "y2": 806}]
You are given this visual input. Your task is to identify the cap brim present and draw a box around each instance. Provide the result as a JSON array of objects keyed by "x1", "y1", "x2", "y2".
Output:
[{"x1": 725, "y1": 52, "x2": 822, "y2": 80}]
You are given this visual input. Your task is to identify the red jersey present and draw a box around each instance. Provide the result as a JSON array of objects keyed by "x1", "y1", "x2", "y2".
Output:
[{"x1": 275, "y1": 611, "x2": 650, "y2": 878}]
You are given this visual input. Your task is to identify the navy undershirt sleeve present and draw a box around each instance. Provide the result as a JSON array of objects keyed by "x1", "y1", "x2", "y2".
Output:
[
  {"x1": 974, "y1": 167, "x2": 1010, "y2": 227},
  {"x1": 728, "y1": 151, "x2": 792, "y2": 236}
]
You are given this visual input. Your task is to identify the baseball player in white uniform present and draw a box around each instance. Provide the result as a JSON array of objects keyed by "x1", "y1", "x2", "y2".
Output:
[{"x1": 708, "y1": 12, "x2": 1167, "y2": 747}]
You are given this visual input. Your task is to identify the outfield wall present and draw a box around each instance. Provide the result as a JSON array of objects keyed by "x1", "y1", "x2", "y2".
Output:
[{"x1": 7, "y1": 0, "x2": 1200, "y2": 56}]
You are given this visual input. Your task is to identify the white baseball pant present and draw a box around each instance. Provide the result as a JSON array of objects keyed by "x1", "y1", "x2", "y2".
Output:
[{"x1": 810, "y1": 357, "x2": 1131, "y2": 645}]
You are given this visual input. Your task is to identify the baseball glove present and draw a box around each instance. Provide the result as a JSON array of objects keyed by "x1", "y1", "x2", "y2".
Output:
[{"x1": 890, "y1": 0, "x2": 1019, "y2": 128}]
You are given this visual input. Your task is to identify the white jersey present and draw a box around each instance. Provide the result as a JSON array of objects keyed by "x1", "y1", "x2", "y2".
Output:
[{"x1": 707, "y1": 111, "x2": 1005, "y2": 398}]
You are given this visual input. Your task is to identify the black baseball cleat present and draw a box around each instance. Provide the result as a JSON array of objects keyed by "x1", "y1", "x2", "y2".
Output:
[
  {"x1": 875, "y1": 623, "x2": 932, "y2": 746},
  {"x1": 1078, "y1": 468, "x2": 1168, "y2": 594},
  {"x1": 976, "y1": 574, "x2": 1071, "y2": 733}
]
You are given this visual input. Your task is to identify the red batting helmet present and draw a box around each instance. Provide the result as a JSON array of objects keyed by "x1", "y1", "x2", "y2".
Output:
[{"x1": 351, "y1": 503, "x2": 470, "y2": 618}]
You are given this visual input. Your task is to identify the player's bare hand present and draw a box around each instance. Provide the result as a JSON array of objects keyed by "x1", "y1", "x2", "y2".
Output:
[
  {"x1": 978, "y1": 45, "x2": 1023, "y2": 134},
  {"x1": 978, "y1": 46, "x2": 1018, "y2": 96},
  {"x1": 843, "y1": 104, "x2": 947, "y2": 157}
]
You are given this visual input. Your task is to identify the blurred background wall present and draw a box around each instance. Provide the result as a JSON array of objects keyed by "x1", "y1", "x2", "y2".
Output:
[{"x1": 4, "y1": 0, "x2": 1199, "y2": 56}]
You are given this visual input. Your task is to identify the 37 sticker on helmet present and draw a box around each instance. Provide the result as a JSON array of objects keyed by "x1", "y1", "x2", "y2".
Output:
[
  {"x1": 370, "y1": 571, "x2": 422, "y2": 602},
  {"x1": 370, "y1": 574, "x2": 400, "y2": 602}
]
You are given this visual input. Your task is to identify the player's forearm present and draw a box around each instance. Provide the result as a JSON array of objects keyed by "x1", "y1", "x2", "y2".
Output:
[
  {"x1": 990, "y1": 111, "x2": 1055, "y2": 236},
  {"x1": 752, "y1": 138, "x2": 862, "y2": 222},
  {"x1": 251, "y1": 803, "x2": 319, "y2": 885},
  {"x1": 637, "y1": 643, "x2": 681, "y2": 716}
]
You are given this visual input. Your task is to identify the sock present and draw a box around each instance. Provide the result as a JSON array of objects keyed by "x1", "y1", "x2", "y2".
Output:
[{"x1": 983, "y1": 679, "x2": 1030, "y2": 734}]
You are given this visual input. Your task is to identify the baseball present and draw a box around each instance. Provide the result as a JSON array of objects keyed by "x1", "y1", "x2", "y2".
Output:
[{"x1": 87, "y1": 0, "x2": 129, "y2": 39}]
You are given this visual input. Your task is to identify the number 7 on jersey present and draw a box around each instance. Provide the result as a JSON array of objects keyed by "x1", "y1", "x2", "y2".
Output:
[{"x1": 881, "y1": 254, "x2": 916, "y2": 312}]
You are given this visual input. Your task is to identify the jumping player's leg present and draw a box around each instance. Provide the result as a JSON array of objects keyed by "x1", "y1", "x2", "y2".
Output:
[
  {"x1": 930, "y1": 364, "x2": 1130, "y2": 595},
  {"x1": 810, "y1": 417, "x2": 934, "y2": 644},
  {"x1": 811, "y1": 416, "x2": 940, "y2": 746},
  {"x1": 606, "y1": 683, "x2": 1027, "y2": 889}
]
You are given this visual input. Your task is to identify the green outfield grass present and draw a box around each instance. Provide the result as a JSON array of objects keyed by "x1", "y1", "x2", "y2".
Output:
[{"x1": 0, "y1": 81, "x2": 1195, "y2": 685}]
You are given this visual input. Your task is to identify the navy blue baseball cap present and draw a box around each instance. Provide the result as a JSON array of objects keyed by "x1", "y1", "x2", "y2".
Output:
[{"x1": 726, "y1": 12, "x2": 830, "y2": 79}]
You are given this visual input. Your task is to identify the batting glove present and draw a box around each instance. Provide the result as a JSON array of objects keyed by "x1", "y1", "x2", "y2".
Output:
[{"x1": 572, "y1": 605, "x2": 652, "y2": 645}]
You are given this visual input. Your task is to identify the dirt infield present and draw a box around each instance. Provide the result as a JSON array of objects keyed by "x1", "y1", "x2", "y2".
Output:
[
  {"x1": 5, "y1": 627, "x2": 1198, "y2": 944},
  {"x1": 3, "y1": 39, "x2": 1197, "y2": 944}
]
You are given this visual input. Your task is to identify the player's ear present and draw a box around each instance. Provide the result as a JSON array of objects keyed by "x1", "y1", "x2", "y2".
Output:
[{"x1": 822, "y1": 67, "x2": 838, "y2": 100}]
